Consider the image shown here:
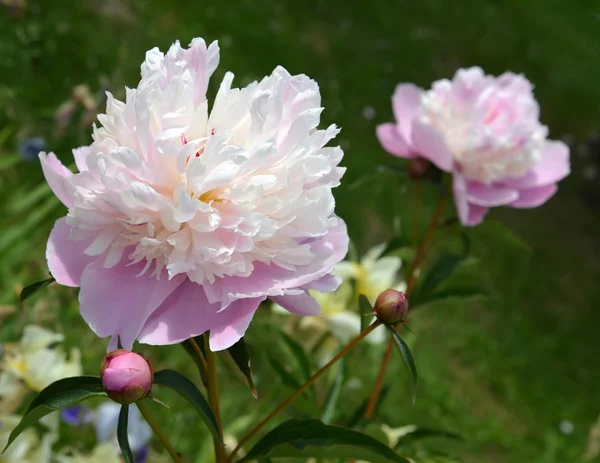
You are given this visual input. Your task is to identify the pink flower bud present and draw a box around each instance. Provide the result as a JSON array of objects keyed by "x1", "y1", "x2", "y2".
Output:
[
  {"x1": 374, "y1": 289, "x2": 409, "y2": 325},
  {"x1": 101, "y1": 349, "x2": 153, "y2": 404}
]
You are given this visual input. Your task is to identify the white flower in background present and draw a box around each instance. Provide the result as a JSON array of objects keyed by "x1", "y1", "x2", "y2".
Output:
[
  {"x1": 0, "y1": 325, "x2": 82, "y2": 396},
  {"x1": 0, "y1": 414, "x2": 56, "y2": 463},
  {"x1": 94, "y1": 403, "x2": 152, "y2": 455},
  {"x1": 276, "y1": 244, "x2": 405, "y2": 345}
]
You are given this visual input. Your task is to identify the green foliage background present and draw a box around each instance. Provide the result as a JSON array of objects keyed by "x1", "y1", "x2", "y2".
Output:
[{"x1": 1, "y1": 1, "x2": 600, "y2": 462}]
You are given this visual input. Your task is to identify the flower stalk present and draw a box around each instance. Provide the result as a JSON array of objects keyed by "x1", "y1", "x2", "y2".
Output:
[
  {"x1": 364, "y1": 195, "x2": 446, "y2": 419},
  {"x1": 229, "y1": 321, "x2": 381, "y2": 462},
  {"x1": 205, "y1": 335, "x2": 228, "y2": 463},
  {"x1": 138, "y1": 400, "x2": 182, "y2": 463}
]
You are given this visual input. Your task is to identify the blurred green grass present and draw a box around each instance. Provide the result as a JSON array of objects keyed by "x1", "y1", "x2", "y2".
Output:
[{"x1": 1, "y1": 1, "x2": 600, "y2": 462}]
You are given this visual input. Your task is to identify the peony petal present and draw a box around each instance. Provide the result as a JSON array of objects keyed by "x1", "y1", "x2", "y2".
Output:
[
  {"x1": 465, "y1": 204, "x2": 489, "y2": 226},
  {"x1": 79, "y1": 261, "x2": 186, "y2": 350},
  {"x1": 46, "y1": 217, "x2": 98, "y2": 287},
  {"x1": 209, "y1": 299, "x2": 263, "y2": 351},
  {"x1": 270, "y1": 291, "x2": 321, "y2": 316},
  {"x1": 411, "y1": 120, "x2": 453, "y2": 171},
  {"x1": 509, "y1": 184, "x2": 558, "y2": 208},
  {"x1": 466, "y1": 181, "x2": 519, "y2": 206},
  {"x1": 452, "y1": 172, "x2": 470, "y2": 225},
  {"x1": 392, "y1": 83, "x2": 423, "y2": 143},
  {"x1": 376, "y1": 123, "x2": 413, "y2": 158},
  {"x1": 502, "y1": 141, "x2": 570, "y2": 189},
  {"x1": 137, "y1": 280, "x2": 264, "y2": 347},
  {"x1": 301, "y1": 274, "x2": 342, "y2": 293},
  {"x1": 39, "y1": 152, "x2": 74, "y2": 208},
  {"x1": 203, "y1": 219, "x2": 349, "y2": 307}
]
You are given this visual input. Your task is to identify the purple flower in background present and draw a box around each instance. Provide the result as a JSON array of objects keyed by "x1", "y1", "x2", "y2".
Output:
[
  {"x1": 18, "y1": 137, "x2": 46, "y2": 162},
  {"x1": 61, "y1": 405, "x2": 94, "y2": 426}
]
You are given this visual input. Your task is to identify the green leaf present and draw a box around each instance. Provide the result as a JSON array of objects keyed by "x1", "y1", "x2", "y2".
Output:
[
  {"x1": 359, "y1": 294, "x2": 374, "y2": 332},
  {"x1": 346, "y1": 386, "x2": 391, "y2": 429},
  {"x1": 239, "y1": 419, "x2": 411, "y2": 463},
  {"x1": 20, "y1": 277, "x2": 54, "y2": 303},
  {"x1": 117, "y1": 405, "x2": 134, "y2": 463},
  {"x1": 321, "y1": 358, "x2": 346, "y2": 424},
  {"x1": 3, "y1": 376, "x2": 105, "y2": 452},
  {"x1": 267, "y1": 355, "x2": 304, "y2": 391},
  {"x1": 227, "y1": 338, "x2": 257, "y2": 398},
  {"x1": 395, "y1": 426, "x2": 463, "y2": 449},
  {"x1": 0, "y1": 154, "x2": 21, "y2": 171},
  {"x1": 153, "y1": 369, "x2": 222, "y2": 443},
  {"x1": 279, "y1": 331, "x2": 312, "y2": 382},
  {"x1": 411, "y1": 254, "x2": 464, "y2": 306},
  {"x1": 387, "y1": 326, "x2": 418, "y2": 404}
]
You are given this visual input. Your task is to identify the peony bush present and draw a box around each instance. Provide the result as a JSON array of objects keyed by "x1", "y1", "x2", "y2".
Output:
[{"x1": 4, "y1": 37, "x2": 570, "y2": 463}]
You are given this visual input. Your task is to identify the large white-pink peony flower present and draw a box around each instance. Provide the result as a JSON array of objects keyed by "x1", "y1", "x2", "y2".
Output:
[
  {"x1": 40, "y1": 38, "x2": 348, "y2": 351},
  {"x1": 377, "y1": 67, "x2": 570, "y2": 225}
]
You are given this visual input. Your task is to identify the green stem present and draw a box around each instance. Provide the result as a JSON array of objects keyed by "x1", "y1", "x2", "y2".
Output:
[
  {"x1": 205, "y1": 335, "x2": 228, "y2": 463},
  {"x1": 228, "y1": 321, "x2": 381, "y2": 462},
  {"x1": 364, "y1": 194, "x2": 447, "y2": 419},
  {"x1": 138, "y1": 400, "x2": 182, "y2": 463}
]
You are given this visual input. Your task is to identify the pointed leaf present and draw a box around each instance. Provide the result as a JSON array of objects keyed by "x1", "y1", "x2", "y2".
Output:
[
  {"x1": 3, "y1": 376, "x2": 105, "y2": 452},
  {"x1": 411, "y1": 254, "x2": 464, "y2": 306},
  {"x1": 279, "y1": 331, "x2": 312, "y2": 382},
  {"x1": 387, "y1": 326, "x2": 418, "y2": 404},
  {"x1": 20, "y1": 277, "x2": 54, "y2": 303},
  {"x1": 154, "y1": 369, "x2": 222, "y2": 443},
  {"x1": 321, "y1": 358, "x2": 345, "y2": 424},
  {"x1": 239, "y1": 419, "x2": 411, "y2": 463},
  {"x1": 346, "y1": 385, "x2": 391, "y2": 429},
  {"x1": 395, "y1": 426, "x2": 463, "y2": 449},
  {"x1": 117, "y1": 405, "x2": 134, "y2": 463},
  {"x1": 359, "y1": 294, "x2": 373, "y2": 332},
  {"x1": 267, "y1": 355, "x2": 304, "y2": 391},
  {"x1": 227, "y1": 338, "x2": 257, "y2": 398}
]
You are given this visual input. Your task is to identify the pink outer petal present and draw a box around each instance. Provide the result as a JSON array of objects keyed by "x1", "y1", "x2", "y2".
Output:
[
  {"x1": 392, "y1": 83, "x2": 423, "y2": 142},
  {"x1": 376, "y1": 123, "x2": 414, "y2": 158},
  {"x1": 509, "y1": 184, "x2": 558, "y2": 208},
  {"x1": 270, "y1": 291, "x2": 321, "y2": 316},
  {"x1": 465, "y1": 204, "x2": 489, "y2": 226},
  {"x1": 209, "y1": 302, "x2": 261, "y2": 351},
  {"x1": 46, "y1": 217, "x2": 98, "y2": 287},
  {"x1": 411, "y1": 120, "x2": 454, "y2": 171},
  {"x1": 466, "y1": 181, "x2": 519, "y2": 206},
  {"x1": 453, "y1": 172, "x2": 469, "y2": 225},
  {"x1": 203, "y1": 219, "x2": 348, "y2": 308},
  {"x1": 301, "y1": 274, "x2": 342, "y2": 293},
  {"x1": 39, "y1": 152, "x2": 74, "y2": 208},
  {"x1": 502, "y1": 141, "x2": 570, "y2": 189},
  {"x1": 136, "y1": 280, "x2": 264, "y2": 349},
  {"x1": 79, "y1": 260, "x2": 186, "y2": 351}
]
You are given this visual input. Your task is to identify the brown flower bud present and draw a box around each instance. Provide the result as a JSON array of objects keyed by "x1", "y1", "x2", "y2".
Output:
[{"x1": 374, "y1": 289, "x2": 409, "y2": 325}]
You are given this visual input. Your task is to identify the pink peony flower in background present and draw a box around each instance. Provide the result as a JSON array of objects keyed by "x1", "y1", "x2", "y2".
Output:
[
  {"x1": 377, "y1": 67, "x2": 570, "y2": 225},
  {"x1": 40, "y1": 38, "x2": 348, "y2": 351},
  {"x1": 101, "y1": 350, "x2": 153, "y2": 404}
]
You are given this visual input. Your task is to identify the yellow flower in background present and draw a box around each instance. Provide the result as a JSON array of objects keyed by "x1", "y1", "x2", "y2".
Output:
[
  {"x1": 0, "y1": 325, "x2": 82, "y2": 412},
  {"x1": 0, "y1": 414, "x2": 56, "y2": 463},
  {"x1": 54, "y1": 443, "x2": 121, "y2": 463},
  {"x1": 277, "y1": 244, "x2": 406, "y2": 346}
]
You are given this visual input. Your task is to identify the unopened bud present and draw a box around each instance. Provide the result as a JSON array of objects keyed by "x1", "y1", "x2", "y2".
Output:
[
  {"x1": 408, "y1": 158, "x2": 430, "y2": 179},
  {"x1": 374, "y1": 289, "x2": 409, "y2": 325},
  {"x1": 101, "y1": 350, "x2": 153, "y2": 404}
]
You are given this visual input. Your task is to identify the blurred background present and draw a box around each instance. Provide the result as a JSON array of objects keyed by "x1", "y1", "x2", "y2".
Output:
[{"x1": 1, "y1": 1, "x2": 600, "y2": 462}]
